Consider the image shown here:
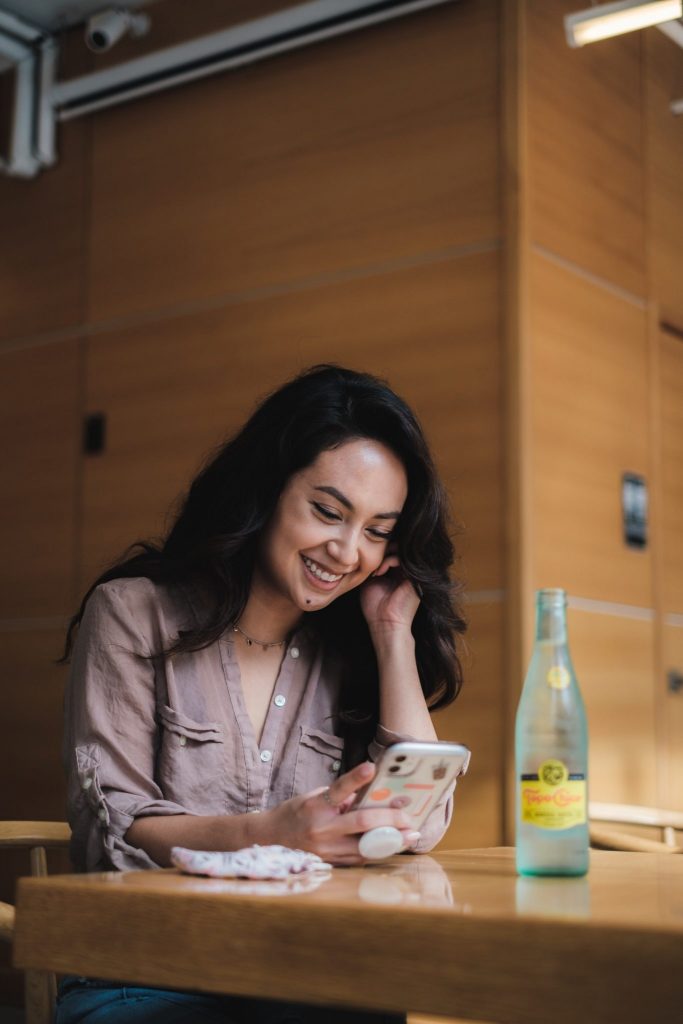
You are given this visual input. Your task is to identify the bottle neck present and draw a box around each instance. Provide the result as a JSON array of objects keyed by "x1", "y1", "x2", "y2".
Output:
[{"x1": 535, "y1": 591, "x2": 568, "y2": 645}]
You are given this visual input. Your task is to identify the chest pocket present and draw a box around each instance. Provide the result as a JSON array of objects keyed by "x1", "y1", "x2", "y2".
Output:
[
  {"x1": 157, "y1": 704, "x2": 225, "y2": 809},
  {"x1": 293, "y1": 726, "x2": 345, "y2": 796}
]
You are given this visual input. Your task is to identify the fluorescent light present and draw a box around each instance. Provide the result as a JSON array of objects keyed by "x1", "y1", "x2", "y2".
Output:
[{"x1": 565, "y1": 0, "x2": 683, "y2": 48}]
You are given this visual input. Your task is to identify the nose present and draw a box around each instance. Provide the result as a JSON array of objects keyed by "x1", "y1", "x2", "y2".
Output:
[{"x1": 325, "y1": 534, "x2": 360, "y2": 571}]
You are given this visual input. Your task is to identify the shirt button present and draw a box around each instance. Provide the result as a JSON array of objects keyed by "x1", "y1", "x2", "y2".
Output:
[
  {"x1": 98, "y1": 808, "x2": 107, "y2": 822},
  {"x1": 81, "y1": 777, "x2": 93, "y2": 791},
  {"x1": 179, "y1": 736, "x2": 187, "y2": 747},
  {"x1": 274, "y1": 694, "x2": 286, "y2": 708},
  {"x1": 260, "y1": 750, "x2": 272, "y2": 763},
  {"x1": 332, "y1": 760, "x2": 342, "y2": 772},
  {"x1": 290, "y1": 647, "x2": 300, "y2": 659}
]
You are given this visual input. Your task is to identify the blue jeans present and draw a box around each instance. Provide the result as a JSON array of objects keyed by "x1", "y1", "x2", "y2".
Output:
[{"x1": 55, "y1": 976, "x2": 407, "y2": 1024}]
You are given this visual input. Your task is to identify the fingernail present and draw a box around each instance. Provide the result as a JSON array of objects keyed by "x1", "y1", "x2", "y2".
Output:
[
  {"x1": 405, "y1": 831, "x2": 421, "y2": 843},
  {"x1": 359, "y1": 761, "x2": 374, "y2": 776}
]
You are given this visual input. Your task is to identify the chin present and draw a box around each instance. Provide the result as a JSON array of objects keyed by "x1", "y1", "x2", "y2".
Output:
[{"x1": 298, "y1": 590, "x2": 334, "y2": 611}]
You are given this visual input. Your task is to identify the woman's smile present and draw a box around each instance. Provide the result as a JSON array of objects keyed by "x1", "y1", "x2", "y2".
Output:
[{"x1": 301, "y1": 554, "x2": 347, "y2": 590}]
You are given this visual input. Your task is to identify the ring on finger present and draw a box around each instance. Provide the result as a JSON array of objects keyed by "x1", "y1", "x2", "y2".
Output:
[{"x1": 321, "y1": 787, "x2": 343, "y2": 809}]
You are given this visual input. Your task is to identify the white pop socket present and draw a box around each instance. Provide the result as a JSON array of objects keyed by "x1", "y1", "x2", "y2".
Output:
[{"x1": 358, "y1": 826, "x2": 404, "y2": 860}]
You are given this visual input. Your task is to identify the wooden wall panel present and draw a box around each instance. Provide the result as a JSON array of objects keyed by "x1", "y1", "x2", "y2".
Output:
[
  {"x1": 646, "y1": 30, "x2": 683, "y2": 329},
  {"x1": 0, "y1": 630, "x2": 69, "y2": 821},
  {"x1": 0, "y1": 123, "x2": 87, "y2": 344},
  {"x1": 529, "y1": 252, "x2": 652, "y2": 607},
  {"x1": 568, "y1": 609, "x2": 658, "y2": 806},
  {"x1": 662, "y1": 624, "x2": 683, "y2": 810},
  {"x1": 526, "y1": 0, "x2": 645, "y2": 297},
  {"x1": 0, "y1": 630, "x2": 71, "y2": 1002},
  {"x1": 433, "y1": 600, "x2": 504, "y2": 849},
  {"x1": 86, "y1": 1, "x2": 499, "y2": 321},
  {"x1": 80, "y1": 252, "x2": 502, "y2": 593},
  {"x1": 0, "y1": 341, "x2": 81, "y2": 619},
  {"x1": 659, "y1": 328, "x2": 683, "y2": 615}
]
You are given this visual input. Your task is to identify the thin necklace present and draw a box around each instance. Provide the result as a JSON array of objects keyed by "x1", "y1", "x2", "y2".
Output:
[{"x1": 233, "y1": 623, "x2": 288, "y2": 650}]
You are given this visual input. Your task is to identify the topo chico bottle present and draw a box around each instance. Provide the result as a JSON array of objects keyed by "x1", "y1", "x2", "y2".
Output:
[{"x1": 515, "y1": 588, "x2": 589, "y2": 876}]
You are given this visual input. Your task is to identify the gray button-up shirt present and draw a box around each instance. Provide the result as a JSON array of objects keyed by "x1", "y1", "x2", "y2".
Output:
[{"x1": 64, "y1": 578, "x2": 453, "y2": 872}]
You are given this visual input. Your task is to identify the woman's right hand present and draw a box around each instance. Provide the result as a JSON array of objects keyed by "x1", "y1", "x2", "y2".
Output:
[{"x1": 253, "y1": 761, "x2": 420, "y2": 866}]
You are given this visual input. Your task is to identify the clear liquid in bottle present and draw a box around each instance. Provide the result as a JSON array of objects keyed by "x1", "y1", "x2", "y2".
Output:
[{"x1": 515, "y1": 588, "x2": 589, "y2": 877}]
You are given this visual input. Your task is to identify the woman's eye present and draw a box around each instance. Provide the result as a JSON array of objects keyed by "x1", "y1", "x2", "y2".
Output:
[
  {"x1": 312, "y1": 502, "x2": 342, "y2": 521},
  {"x1": 368, "y1": 528, "x2": 393, "y2": 541}
]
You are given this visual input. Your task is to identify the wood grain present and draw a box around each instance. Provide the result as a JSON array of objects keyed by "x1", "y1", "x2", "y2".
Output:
[
  {"x1": 0, "y1": 341, "x2": 81, "y2": 619},
  {"x1": 433, "y1": 600, "x2": 504, "y2": 850},
  {"x1": 529, "y1": 251, "x2": 652, "y2": 607},
  {"x1": 662, "y1": 624, "x2": 683, "y2": 812},
  {"x1": 659, "y1": 328, "x2": 683, "y2": 615},
  {"x1": 0, "y1": 824, "x2": 70, "y2": 849},
  {"x1": 568, "y1": 609, "x2": 657, "y2": 807},
  {"x1": 87, "y1": 0, "x2": 499, "y2": 321},
  {"x1": 0, "y1": 631, "x2": 69, "y2": 824},
  {"x1": 0, "y1": 122, "x2": 87, "y2": 345},
  {"x1": 645, "y1": 30, "x2": 683, "y2": 329},
  {"x1": 13, "y1": 850, "x2": 683, "y2": 1023},
  {"x1": 80, "y1": 252, "x2": 502, "y2": 594},
  {"x1": 526, "y1": 0, "x2": 645, "y2": 297}
]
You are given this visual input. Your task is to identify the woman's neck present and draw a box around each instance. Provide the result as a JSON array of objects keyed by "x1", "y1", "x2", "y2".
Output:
[{"x1": 239, "y1": 582, "x2": 302, "y2": 644}]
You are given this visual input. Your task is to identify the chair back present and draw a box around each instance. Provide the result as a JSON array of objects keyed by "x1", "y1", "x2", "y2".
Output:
[
  {"x1": 589, "y1": 802, "x2": 683, "y2": 854},
  {"x1": 0, "y1": 821, "x2": 71, "y2": 1024}
]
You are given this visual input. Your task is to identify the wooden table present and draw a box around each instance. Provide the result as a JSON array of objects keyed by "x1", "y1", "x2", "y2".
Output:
[{"x1": 13, "y1": 848, "x2": 683, "y2": 1024}]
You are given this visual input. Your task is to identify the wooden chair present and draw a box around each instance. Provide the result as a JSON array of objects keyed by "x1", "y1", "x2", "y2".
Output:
[
  {"x1": 589, "y1": 802, "x2": 683, "y2": 854},
  {"x1": 0, "y1": 822, "x2": 71, "y2": 1024}
]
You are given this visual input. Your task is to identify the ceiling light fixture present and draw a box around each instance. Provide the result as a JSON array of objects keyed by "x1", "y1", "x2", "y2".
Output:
[{"x1": 565, "y1": 0, "x2": 683, "y2": 47}]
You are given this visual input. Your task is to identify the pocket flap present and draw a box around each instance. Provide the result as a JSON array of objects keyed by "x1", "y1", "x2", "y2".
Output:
[
  {"x1": 299, "y1": 726, "x2": 345, "y2": 759},
  {"x1": 158, "y1": 705, "x2": 222, "y2": 743}
]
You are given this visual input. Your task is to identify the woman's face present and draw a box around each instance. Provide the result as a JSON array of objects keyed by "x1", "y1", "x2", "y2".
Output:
[{"x1": 255, "y1": 438, "x2": 408, "y2": 614}]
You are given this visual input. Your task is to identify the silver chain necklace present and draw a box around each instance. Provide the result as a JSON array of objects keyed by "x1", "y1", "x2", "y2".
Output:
[{"x1": 232, "y1": 624, "x2": 288, "y2": 650}]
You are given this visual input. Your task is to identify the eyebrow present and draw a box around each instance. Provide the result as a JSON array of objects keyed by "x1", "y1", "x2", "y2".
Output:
[{"x1": 313, "y1": 485, "x2": 401, "y2": 520}]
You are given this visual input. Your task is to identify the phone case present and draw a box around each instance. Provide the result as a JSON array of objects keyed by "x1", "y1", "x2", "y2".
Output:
[{"x1": 354, "y1": 741, "x2": 471, "y2": 829}]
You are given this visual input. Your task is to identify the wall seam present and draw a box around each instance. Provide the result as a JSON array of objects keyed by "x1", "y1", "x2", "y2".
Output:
[
  {"x1": 0, "y1": 238, "x2": 502, "y2": 356},
  {"x1": 531, "y1": 243, "x2": 648, "y2": 310}
]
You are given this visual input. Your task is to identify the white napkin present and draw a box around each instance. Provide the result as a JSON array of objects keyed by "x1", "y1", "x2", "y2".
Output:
[{"x1": 170, "y1": 843, "x2": 331, "y2": 880}]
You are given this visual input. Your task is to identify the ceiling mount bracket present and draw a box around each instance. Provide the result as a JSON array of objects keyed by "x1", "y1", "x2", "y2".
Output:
[{"x1": 0, "y1": 10, "x2": 57, "y2": 178}]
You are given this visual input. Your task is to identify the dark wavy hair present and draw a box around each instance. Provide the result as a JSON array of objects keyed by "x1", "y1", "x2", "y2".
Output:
[{"x1": 59, "y1": 364, "x2": 466, "y2": 760}]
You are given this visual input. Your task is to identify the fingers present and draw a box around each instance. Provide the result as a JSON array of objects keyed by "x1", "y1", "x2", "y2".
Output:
[
  {"x1": 324, "y1": 760, "x2": 375, "y2": 808},
  {"x1": 342, "y1": 807, "x2": 413, "y2": 834},
  {"x1": 401, "y1": 829, "x2": 422, "y2": 850},
  {"x1": 372, "y1": 554, "x2": 400, "y2": 578}
]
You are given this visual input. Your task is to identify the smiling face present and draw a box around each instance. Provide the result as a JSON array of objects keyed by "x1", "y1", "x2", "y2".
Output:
[{"x1": 253, "y1": 438, "x2": 408, "y2": 616}]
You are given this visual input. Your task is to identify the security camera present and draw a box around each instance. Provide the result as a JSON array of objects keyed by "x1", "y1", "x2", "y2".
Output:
[{"x1": 85, "y1": 8, "x2": 150, "y2": 53}]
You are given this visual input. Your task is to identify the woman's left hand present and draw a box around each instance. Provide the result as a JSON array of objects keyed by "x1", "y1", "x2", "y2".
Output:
[{"x1": 359, "y1": 551, "x2": 421, "y2": 638}]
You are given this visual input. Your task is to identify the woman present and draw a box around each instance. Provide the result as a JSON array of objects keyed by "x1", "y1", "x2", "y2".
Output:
[{"x1": 56, "y1": 364, "x2": 466, "y2": 1023}]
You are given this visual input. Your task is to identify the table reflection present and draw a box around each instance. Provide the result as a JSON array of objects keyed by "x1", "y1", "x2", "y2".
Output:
[
  {"x1": 357, "y1": 856, "x2": 458, "y2": 908},
  {"x1": 515, "y1": 875, "x2": 591, "y2": 919}
]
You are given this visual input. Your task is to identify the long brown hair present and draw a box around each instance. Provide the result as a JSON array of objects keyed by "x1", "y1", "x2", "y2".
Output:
[{"x1": 59, "y1": 365, "x2": 466, "y2": 757}]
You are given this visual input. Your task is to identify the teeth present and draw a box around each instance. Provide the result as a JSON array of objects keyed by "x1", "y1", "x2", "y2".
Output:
[{"x1": 302, "y1": 556, "x2": 343, "y2": 582}]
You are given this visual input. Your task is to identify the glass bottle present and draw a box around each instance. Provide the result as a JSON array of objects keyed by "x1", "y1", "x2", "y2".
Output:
[{"x1": 515, "y1": 588, "x2": 589, "y2": 876}]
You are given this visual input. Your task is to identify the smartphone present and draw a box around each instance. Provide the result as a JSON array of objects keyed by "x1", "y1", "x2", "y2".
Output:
[{"x1": 353, "y1": 741, "x2": 471, "y2": 829}]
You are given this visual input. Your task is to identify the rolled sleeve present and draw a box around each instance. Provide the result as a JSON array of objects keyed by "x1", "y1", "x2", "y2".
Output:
[
  {"x1": 64, "y1": 583, "x2": 193, "y2": 872},
  {"x1": 367, "y1": 724, "x2": 455, "y2": 854}
]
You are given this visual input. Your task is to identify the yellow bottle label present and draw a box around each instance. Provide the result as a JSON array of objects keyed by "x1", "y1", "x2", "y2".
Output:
[
  {"x1": 547, "y1": 666, "x2": 570, "y2": 689},
  {"x1": 520, "y1": 759, "x2": 586, "y2": 830}
]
